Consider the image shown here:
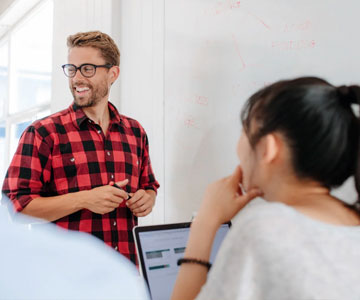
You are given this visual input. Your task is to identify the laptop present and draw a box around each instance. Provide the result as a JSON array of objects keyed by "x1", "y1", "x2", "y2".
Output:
[{"x1": 133, "y1": 222, "x2": 231, "y2": 300}]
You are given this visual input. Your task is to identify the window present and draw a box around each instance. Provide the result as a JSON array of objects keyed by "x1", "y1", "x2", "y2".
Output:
[{"x1": 0, "y1": 0, "x2": 53, "y2": 181}]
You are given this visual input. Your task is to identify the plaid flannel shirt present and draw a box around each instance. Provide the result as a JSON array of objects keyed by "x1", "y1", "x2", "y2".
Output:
[{"x1": 2, "y1": 102, "x2": 160, "y2": 264}]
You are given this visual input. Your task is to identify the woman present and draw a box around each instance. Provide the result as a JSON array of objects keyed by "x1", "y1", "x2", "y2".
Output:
[{"x1": 172, "y1": 77, "x2": 360, "y2": 299}]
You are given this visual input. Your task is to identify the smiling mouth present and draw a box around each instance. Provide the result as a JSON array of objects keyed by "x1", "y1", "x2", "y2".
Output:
[{"x1": 74, "y1": 86, "x2": 90, "y2": 96}]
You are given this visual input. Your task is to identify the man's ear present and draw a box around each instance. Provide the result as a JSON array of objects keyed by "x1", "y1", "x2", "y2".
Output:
[
  {"x1": 260, "y1": 133, "x2": 280, "y2": 164},
  {"x1": 109, "y1": 66, "x2": 120, "y2": 84}
]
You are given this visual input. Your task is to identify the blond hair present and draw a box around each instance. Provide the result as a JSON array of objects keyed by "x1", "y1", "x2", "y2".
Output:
[{"x1": 67, "y1": 31, "x2": 120, "y2": 66}]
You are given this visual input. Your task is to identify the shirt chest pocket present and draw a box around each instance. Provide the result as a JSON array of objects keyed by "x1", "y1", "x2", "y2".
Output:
[
  {"x1": 128, "y1": 153, "x2": 141, "y2": 177},
  {"x1": 52, "y1": 152, "x2": 88, "y2": 192}
]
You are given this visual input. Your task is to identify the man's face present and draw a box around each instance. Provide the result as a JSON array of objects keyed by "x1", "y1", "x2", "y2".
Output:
[{"x1": 67, "y1": 46, "x2": 112, "y2": 108}]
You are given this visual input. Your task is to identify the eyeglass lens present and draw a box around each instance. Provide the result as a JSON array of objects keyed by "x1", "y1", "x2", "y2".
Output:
[{"x1": 64, "y1": 64, "x2": 95, "y2": 78}]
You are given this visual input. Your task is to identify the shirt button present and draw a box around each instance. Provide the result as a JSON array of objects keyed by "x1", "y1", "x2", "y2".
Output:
[
  {"x1": 97, "y1": 129, "x2": 101, "y2": 134},
  {"x1": 107, "y1": 151, "x2": 111, "y2": 156},
  {"x1": 110, "y1": 174, "x2": 114, "y2": 179},
  {"x1": 114, "y1": 246, "x2": 118, "y2": 251},
  {"x1": 88, "y1": 119, "x2": 92, "y2": 123},
  {"x1": 113, "y1": 221, "x2": 117, "y2": 226}
]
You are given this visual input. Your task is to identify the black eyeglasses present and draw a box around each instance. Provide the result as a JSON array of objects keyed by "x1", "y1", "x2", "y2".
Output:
[{"x1": 61, "y1": 63, "x2": 113, "y2": 78}]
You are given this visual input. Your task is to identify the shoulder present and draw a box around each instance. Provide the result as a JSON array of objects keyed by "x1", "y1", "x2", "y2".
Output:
[
  {"x1": 233, "y1": 198, "x2": 299, "y2": 233},
  {"x1": 119, "y1": 114, "x2": 144, "y2": 130},
  {"x1": 119, "y1": 114, "x2": 148, "y2": 138},
  {"x1": 218, "y1": 199, "x2": 309, "y2": 261},
  {"x1": 196, "y1": 201, "x2": 307, "y2": 300},
  {"x1": 0, "y1": 207, "x2": 150, "y2": 299},
  {"x1": 199, "y1": 199, "x2": 360, "y2": 300},
  {"x1": 33, "y1": 106, "x2": 71, "y2": 127},
  {"x1": 25, "y1": 107, "x2": 72, "y2": 139},
  {"x1": 108, "y1": 101, "x2": 146, "y2": 134}
]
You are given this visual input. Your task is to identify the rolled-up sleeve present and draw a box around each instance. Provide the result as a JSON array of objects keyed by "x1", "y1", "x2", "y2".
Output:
[{"x1": 2, "y1": 126, "x2": 52, "y2": 211}]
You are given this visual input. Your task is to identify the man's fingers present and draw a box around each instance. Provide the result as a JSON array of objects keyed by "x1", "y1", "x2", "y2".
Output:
[
  {"x1": 126, "y1": 190, "x2": 145, "y2": 206},
  {"x1": 114, "y1": 179, "x2": 129, "y2": 188},
  {"x1": 134, "y1": 207, "x2": 152, "y2": 217},
  {"x1": 112, "y1": 195, "x2": 125, "y2": 204},
  {"x1": 104, "y1": 201, "x2": 121, "y2": 209},
  {"x1": 131, "y1": 202, "x2": 151, "y2": 213},
  {"x1": 127, "y1": 197, "x2": 146, "y2": 209},
  {"x1": 126, "y1": 196, "x2": 139, "y2": 207},
  {"x1": 108, "y1": 186, "x2": 129, "y2": 201}
]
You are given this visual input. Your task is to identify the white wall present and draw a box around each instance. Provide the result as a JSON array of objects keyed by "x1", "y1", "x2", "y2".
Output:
[
  {"x1": 51, "y1": 0, "x2": 113, "y2": 113},
  {"x1": 51, "y1": 0, "x2": 165, "y2": 225},
  {"x1": 50, "y1": 0, "x2": 357, "y2": 226},
  {"x1": 115, "y1": 0, "x2": 165, "y2": 225},
  {"x1": 163, "y1": 0, "x2": 358, "y2": 222}
]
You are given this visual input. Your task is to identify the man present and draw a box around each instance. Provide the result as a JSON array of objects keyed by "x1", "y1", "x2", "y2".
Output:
[{"x1": 2, "y1": 31, "x2": 159, "y2": 264}]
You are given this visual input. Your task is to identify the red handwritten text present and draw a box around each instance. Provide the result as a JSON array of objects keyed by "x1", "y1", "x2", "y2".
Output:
[
  {"x1": 204, "y1": 0, "x2": 241, "y2": 16},
  {"x1": 185, "y1": 95, "x2": 209, "y2": 106},
  {"x1": 283, "y1": 20, "x2": 312, "y2": 32},
  {"x1": 271, "y1": 40, "x2": 316, "y2": 50}
]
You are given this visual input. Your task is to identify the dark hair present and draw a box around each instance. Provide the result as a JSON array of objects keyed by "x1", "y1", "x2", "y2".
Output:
[{"x1": 241, "y1": 76, "x2": 360, "y2": 203}]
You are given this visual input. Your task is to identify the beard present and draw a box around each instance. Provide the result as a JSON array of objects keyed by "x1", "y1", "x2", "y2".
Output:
[{"x1": 70, "y1": 79, "x2": 109, "y2": 108}]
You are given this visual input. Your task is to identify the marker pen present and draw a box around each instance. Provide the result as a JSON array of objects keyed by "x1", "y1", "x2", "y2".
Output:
[{"x1": 109, "y1": 181, "x2": 131, "y2": 200}]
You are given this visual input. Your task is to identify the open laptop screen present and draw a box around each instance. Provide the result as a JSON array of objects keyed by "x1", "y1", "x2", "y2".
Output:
[{"x1": 133, "y1": 222, "x2": 231, "y2": 300}]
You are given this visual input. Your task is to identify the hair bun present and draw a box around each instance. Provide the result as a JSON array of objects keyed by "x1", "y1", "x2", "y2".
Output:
[{"x1": 336, "y1": 85, "x2": 360, "y2": 105}]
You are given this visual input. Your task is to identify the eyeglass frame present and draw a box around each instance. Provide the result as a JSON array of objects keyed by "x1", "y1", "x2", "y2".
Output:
[{"x1": 61, "y1": 63, "x2": 114, "y2": 78}]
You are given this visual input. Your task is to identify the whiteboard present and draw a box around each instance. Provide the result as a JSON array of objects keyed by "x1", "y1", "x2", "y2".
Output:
[{"x1": 164, "y1": 0, "x2": 359, "y2": 222}]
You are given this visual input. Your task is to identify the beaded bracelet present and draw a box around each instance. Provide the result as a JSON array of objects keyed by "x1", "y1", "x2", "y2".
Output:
[{"x1": 177, "y1": 258, "x2": 212, "y2": 271}]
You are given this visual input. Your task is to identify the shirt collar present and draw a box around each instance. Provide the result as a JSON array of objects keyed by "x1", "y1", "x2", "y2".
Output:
[{"x1": 70, "y1": 101, "x2": 125, "y2": 129}]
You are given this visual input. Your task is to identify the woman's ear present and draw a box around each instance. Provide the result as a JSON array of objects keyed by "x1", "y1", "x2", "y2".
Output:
[{"x1": 259, "y1": 133, "x2": 280, "y2": 164}]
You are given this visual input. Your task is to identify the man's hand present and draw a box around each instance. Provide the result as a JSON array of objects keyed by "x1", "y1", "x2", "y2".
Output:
[
  {"x1": 126, "y1": 189, "x2": 156, "y2": 217},
  {"x1": 82, "y1": 179, "x2": 129, "y2": 215}
]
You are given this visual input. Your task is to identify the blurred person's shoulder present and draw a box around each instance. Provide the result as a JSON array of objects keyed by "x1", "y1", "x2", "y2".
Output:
[{"x1": 0, "y1": 204, "x2": 149, "y2": 300}]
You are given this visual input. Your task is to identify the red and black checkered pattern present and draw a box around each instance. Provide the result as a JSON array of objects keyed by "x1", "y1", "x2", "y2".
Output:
[{"x1": 2, "y1": 102, "x2": 159, "y2": 264}]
